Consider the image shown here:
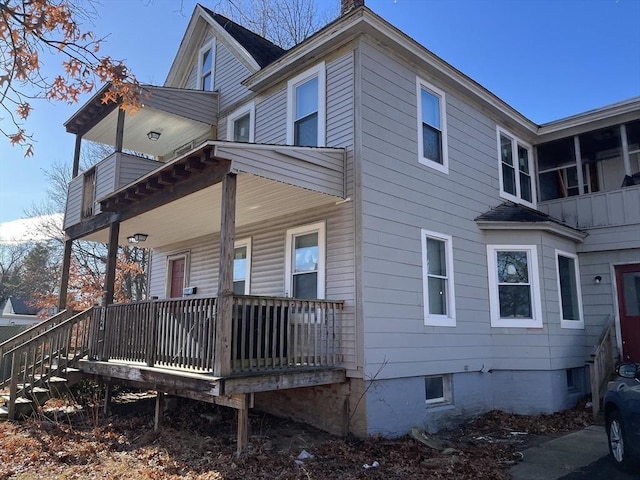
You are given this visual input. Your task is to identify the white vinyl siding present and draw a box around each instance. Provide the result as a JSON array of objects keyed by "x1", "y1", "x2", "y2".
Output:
[
  {"x1": 487, "y1": 245, "x2": 542, "y2": 328},
  {"x1": 417, "y1": 78, "x2": 448, "y2": 173},
  {"x1": 556, "y1": 250, "x2": 584, "y2": 329},
  {"x1": 421, "y1": 229, "x2": 456, "y2": 327},
  {"x1": 497, "y1": 127, "x2": 535, "y2": 207},
  {"x1": 287, "y1": 63, "x2": 326, "y2": 147}
]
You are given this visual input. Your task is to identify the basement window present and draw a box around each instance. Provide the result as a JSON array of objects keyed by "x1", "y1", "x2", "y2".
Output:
[{"x1": 425, "y1": 375, "x2": 452, "y2": 406}]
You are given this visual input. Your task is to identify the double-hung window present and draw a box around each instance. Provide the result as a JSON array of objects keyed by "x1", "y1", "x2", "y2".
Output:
[
  {"x1": 287, "y1": 63, "x2": 326, "y2": 147},
  {"x1": 487, "y1": 245, "x2": 542, "y2": 328},
  {"x1": 497, "y1": 128, "x2": 535, "y2": 207},
  {"x1": 227, "y1": 102, "x2": 255, "y2": 143},
  {"x1": 417, "y1": 78, "x2": 448, "y2": 173},
  {"x1": 285, "y1": 222, "x2": 325, "y2": 299},
  {"x1": 198, "y1": 40, "x2": 215, "y2": 91},
  {"x1": 556, "y1": 250, "x2": 584, "y2": 329},
  {"x1": 421, "y1": 229, "x2": 456, "y2": 326},
  {"x1": 233, "y1": 239, "x2": 252, "y2": 295}
]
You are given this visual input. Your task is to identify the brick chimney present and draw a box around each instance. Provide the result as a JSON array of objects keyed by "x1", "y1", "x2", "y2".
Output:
[{"x1": 340, "y1": 0, "x2": 365, "y2": 16}]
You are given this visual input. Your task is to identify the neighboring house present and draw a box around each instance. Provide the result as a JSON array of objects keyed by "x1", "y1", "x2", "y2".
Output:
[
  {"x1": 56, "y1": 0, "x2": 639, "y2": 439},
  {"x1": 0, "y1": 297, "x2": 41, "y2": 326}
]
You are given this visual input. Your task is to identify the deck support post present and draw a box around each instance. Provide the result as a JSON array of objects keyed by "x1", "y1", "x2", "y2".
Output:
[
  {"x1": 236, "y1": 393, "x2": 250, "y2": 455},
  {"x1": 214, "y1": 172, "x2": 236, "y2": 377},
  {"x1": 58, "y1": 239, "x2": 73, "y2": 311},
  {"x1": 103, "y1": 381, "x2": 112, "y2": 415},
  {"x1": 155, "y1": 391, "x2": 165, "y2": 431}
]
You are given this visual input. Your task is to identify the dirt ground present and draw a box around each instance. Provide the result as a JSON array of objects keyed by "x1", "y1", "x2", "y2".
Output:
[{"x1": 0, "y1": 389, "x2": 595, "y2": 480}]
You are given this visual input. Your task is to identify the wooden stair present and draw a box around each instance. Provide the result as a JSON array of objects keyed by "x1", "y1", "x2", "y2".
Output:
[{"x1": 0, "y1": 309, "x2": 93, "y2": 421}]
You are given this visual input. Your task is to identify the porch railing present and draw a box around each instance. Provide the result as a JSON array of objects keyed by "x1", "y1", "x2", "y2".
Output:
[
  {"x1": 90, "y1": 295, "x2": 344, "y2": 375},
  {"x1": 587, "y1": 316, "x2": 616, "y2": 419}
]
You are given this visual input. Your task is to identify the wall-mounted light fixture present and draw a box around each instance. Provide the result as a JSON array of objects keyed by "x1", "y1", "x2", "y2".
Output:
[
  {"x1": 147, "y1": 131, "x2": 161, "y2": 141},
  {"x1": 594, "y1": 275, "x2": 602, "y2": 284},
  {"x1": 127, "y1": 233, "x2": 148, "y2": 244}
]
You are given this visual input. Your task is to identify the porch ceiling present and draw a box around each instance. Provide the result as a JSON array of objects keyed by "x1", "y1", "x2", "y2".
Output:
[
  {"x1": 64, "y1": 84, "x2": 217, "y2": 156},
  {"x1": 84, "y1": 107, "x2": 212, "y2": 157},
  {"x1": 82, "y1": 175, "x2": 339, "y2": 248}
]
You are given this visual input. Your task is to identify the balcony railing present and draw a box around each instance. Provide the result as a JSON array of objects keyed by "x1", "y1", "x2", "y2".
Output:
[
  {"x1": 538, "y1": 184, "x2": 640, "y2": 229},
  {"x1": 90, "y1": 295, "x2": 344, "y2": 375}
]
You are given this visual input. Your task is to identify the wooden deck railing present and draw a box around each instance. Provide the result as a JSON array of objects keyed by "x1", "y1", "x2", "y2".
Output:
[
  {"x1": 91, "y1": 295, "x2": 344, "y2": 375},
  {"x1": 93, "y1": 297, "x2": 217, "y2": 371},
  {"x1": 231, "y1": 296, "x2": 343, "y2": 374},
  {"x1": 2, "y1": 308, "x2": 93, "y2": 419},
  {"x1": 587, "y1": 316, "x2": 616, "y2": 419}
]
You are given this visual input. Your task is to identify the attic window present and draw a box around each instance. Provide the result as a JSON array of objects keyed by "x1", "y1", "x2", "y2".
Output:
[{"x1": 198, "y1": 40, "x2": 215, "y2": 91}]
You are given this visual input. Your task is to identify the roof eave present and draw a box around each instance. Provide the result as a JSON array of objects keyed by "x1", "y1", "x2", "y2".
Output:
[
  {"x1": 244, "y1": 7, "x2": 537, "y2": 135},
  {"x1": 476, "y1": 220, "x2": 588, "y2": 242},
  {"x1": 537, "y1": 96, "x2": 640, "y2": 137}
]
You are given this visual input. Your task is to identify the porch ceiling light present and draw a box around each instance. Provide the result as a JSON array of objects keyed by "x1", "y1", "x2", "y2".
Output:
[
  {"x1": 147, "y1": 131, "x2": 161, "y2": 141},
  {"x1": 127, "y1": 233, "x2": 148, "y2": 244}
]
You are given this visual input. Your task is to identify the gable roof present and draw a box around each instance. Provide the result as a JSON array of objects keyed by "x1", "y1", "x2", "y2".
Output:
[
  {"x1": 5, "y1": 297, "x2": 39, "y2": 315},
  {"x1": 475, "y1": 202, "x2": 587, "y2": 242},
  {"x1": 199, "y1": 7, "x2": 286, "y2": 68}
]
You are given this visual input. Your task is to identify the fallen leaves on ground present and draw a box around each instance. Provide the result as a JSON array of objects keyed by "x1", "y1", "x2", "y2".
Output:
[{"x1": 0, "y1": 394, "x2": 594, "y2": 479}]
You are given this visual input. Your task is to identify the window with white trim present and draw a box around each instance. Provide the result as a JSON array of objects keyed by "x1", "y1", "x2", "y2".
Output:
[
  {"x1": 287, "y1": 63, "x2": 326, "y2": 147},
  {"x1": 421, "y1": 229, "x2": 456, "y2": 326},
  {"x1": 556, "y1": 250, "x2": 584, "y2": 329},
  {"x1": 487, "y1": 245, "x2": 542, "y2": 328},
  {"x1": 497, "y1": 128, "x2": 535, "y2": 207},
  {"x1": 233, "y1": 238, "x2": 252, "y2": 295},
  {"x1": 425, "y1": 375, "x2": 452, "y2": 406},
  {"x1": 227, "y1": 102, "x2": 255, "y2": 143},
  {"x1": 417, "y1": 78, "x2": 448, "y2": 173},
  {"x1": 285, "y1": 222, "x2": 325, "y2": 299},
  {"x1": 198, "y1": 40, "x2": 215, "y2": 91}
]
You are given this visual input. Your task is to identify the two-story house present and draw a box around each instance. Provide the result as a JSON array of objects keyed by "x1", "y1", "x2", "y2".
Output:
[{"x1": 3, "y1": 1, "x2": 638, "y2": 450}]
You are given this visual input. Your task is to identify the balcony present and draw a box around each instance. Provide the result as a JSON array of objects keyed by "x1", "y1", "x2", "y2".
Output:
[
  {"x1": 538, "y1": 184, "x2": 640, "y2": 230},
  {"x1": 64, "y1": 152, "x2": 159, "y2": 229}
]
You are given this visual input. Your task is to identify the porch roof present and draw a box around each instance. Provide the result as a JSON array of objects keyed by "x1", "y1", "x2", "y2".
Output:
[
  {"x1": 64, "y1": 84, "x2": 218, "y2": 156},
  {"x1": 77, "y1": 141, "x2": 345, "y2": 248}
]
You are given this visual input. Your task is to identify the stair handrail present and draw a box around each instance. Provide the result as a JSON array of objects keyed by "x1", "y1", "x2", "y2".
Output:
[
  {"x1": 0, "y1": 309, "x2": 74, "y2": 388},
  {"x1": 587, "y1": 315, "x2": 616, "y2": 419},
  {"x1": 3, "y1": 308, "x2": 93, "y2": 419}
]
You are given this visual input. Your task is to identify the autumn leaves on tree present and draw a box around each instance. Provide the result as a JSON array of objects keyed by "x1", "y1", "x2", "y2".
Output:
[{"x1": 0, "y1": 0, "x2": 139, "y2": 156}]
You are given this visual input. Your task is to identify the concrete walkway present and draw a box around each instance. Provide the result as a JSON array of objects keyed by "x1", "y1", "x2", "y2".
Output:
[{"x1": 510, "y1": 425, "x2": 609, "y2": 480}]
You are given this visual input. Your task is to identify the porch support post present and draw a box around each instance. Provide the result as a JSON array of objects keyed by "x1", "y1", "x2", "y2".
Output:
[
  {"x1": 58, "y1": 239, "x2": 73, "y2": 311},
  {"x1": 72, "y1": 134, "x2": 82, "y2": 177},
  {"x1": 103, "y1": 222, "x2": 120, "y2": 306},
  {"x1": 154, "y1": 391, "x2": 165, "y2": 430},
  {"x1": 115, "y1": 108, "x2": 125, "y2": 153},
  {"x1": 214, "y1": 172, "x2": 236, "y2": 377}
]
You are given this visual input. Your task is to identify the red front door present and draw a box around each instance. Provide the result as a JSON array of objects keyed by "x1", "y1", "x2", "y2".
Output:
[
  {"x1": 616, "y1": 263, "x2": 640, "y2": 362},
  {"x1": 169, "y1": 258, "x2": 185, "y2": 298}
]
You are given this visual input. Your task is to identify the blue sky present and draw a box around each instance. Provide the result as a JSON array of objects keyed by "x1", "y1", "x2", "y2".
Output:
[{"x1": 1, "y1": 0, "x2": 639, "y2": 224}]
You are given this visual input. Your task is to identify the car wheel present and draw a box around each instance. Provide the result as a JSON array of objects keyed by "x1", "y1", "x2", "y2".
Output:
[{"x1": 607, "y1": 409, "x2": 635, "y2": 471}]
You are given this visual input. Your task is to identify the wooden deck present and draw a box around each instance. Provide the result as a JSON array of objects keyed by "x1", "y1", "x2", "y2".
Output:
[{"x1": 0, "y1": 296, "x2": 346, "y2": 453}]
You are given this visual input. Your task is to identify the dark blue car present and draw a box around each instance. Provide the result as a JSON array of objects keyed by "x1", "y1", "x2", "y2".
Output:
[{"x1": 604, "y1": 363, "x2": 640, "y2": 471}]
